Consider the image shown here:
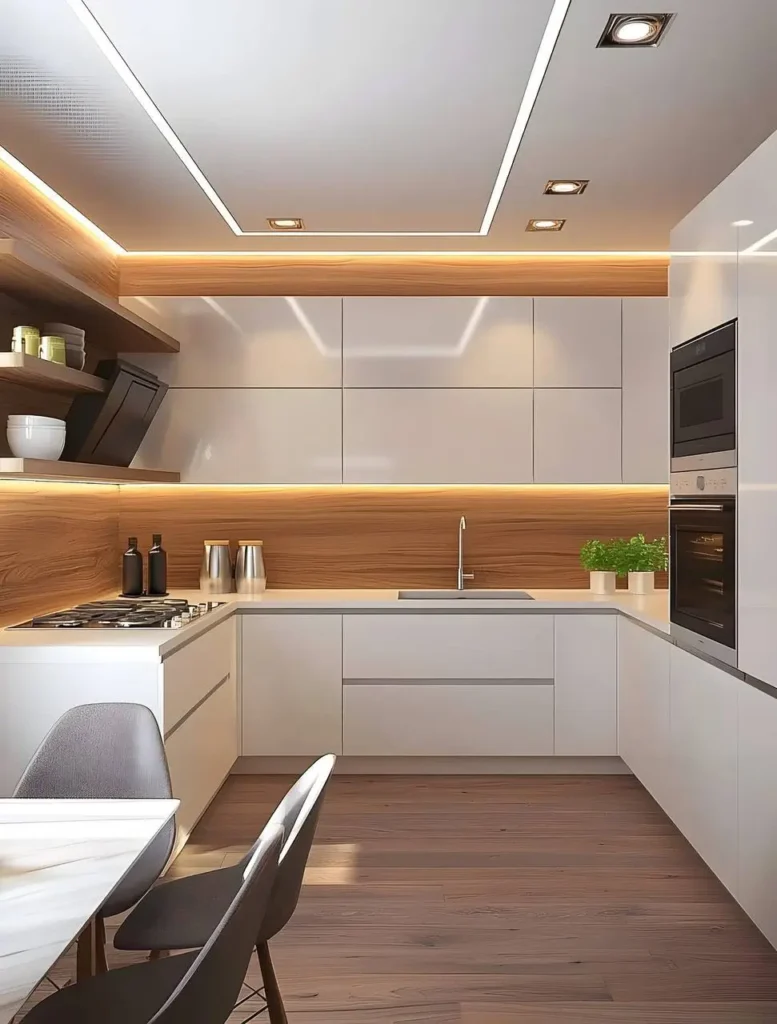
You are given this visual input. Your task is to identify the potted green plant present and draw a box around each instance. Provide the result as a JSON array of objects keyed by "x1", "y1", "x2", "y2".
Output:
[
  {"x1": 580, "y1": 538, "x2": 622, "y2": 594},
  {"x1": 623, "y1": 534, "x2": 668, "y2": 594}
]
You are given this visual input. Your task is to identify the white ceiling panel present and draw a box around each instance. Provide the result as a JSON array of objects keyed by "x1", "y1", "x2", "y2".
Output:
[
  {"x1": 83, "y1": 0, "x2": 554, "y2": 235},
  {"x1": 2, "y1": 0, "x2": 777, "y2": 251}
]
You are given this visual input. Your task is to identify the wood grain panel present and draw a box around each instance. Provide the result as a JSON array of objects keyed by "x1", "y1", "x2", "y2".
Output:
[
  {"x1": 0, "y1": 158, "x2": 118, "y2": 295},
  {"x1": 118, "y1": 254, "x2": 668, "y2": 297},
  {"x1": 0, "y1": 482, "x2": 119, "y2": 626},
  {"x1": 118, "y1": 485, "x2": 668, "y2": 590}
]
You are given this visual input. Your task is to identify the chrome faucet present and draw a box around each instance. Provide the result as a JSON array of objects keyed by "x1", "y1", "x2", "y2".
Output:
[{"x1": 457, "y1": 516, "x2": 475, "y2": 591}]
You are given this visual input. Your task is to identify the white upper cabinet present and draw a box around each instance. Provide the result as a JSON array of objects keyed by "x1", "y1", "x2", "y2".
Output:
[
  {"x1": 621, "y1": 297, "x2": 669, "y2": 483},
  {"x1": 120, "y1": 296, "x2": 342, "y2": 387},
  {"x1": 342, "y1": 296, "x2": 533, "y2": 388},
  {"x1": 533, "y1": 298, "x2": 622, "y2": 388},
  {"x1": 533, "y1": 389, "x2": 622, "y2": 484},
  {"x1": 343, "y1": 387, "x2": 533, "y2": 484},
  {"x1": 133, "y1": 388, "x2": 342, "y2": 483}
]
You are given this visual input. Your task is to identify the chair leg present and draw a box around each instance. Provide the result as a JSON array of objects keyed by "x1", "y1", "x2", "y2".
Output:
[
  {"x1": 256, "y1": 941, "x2": 287, "y2": 1024},
  {"x1": 76, "y1": 918, "x2": 97, "y2": 981},
  {"x1": 94, "y1": 916, "x2": 109, "y2": 974}
]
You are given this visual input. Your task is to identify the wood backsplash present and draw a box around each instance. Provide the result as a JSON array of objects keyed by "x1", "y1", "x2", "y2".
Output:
[
  {"x1": 118, "y1": 485, "x2": 669, "y2": 590},
  {"x1": 0, "y1": 482, "x2": 119, "y2": 625}
]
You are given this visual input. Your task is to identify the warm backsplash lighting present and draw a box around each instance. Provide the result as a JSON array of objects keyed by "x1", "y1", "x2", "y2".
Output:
[{"x1": 118, "y1": 484, "x2": 669, "y2": 590}]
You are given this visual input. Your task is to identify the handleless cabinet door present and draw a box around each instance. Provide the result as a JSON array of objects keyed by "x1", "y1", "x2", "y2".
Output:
[
  {"x1": 534, "y1": 298, "x2": 622, "y2": 388},
  {"x1": 121, "y1": 296, "x2": 342, "y2": 387},
  {"x1": 622, "y1": 297, "x2": 669, "y2": 484},
  {"x1": 669, "y1": 213, "x2": 738, "y2": 347},
  {"x1": 669, "y1": 645, "x2": 738, "y2": 895},
  {"x1": 554, "y1": 615, "x2": 617, "y2": 756},
  {"x1": 133, "y1": 388, "x2": 342, "y2": 483},
  {"x1": 343, "y1": 297, "x2": 533, "y2": 388},
  {"x1": 533, "y1": 389, "x2": 622, "y2": 483},
  {"x1": 242, "y1": 614, "x2": 343, "y2": 756},
  {"x1": 343, "y1": 388, "x2": 533, "y2": 484}
]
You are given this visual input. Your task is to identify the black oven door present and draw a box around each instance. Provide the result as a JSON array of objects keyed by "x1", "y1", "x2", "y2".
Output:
[
  {"x1": 671, "y1": 320, "x2": 736, "y2": 460},
  {"x1": 670, "y1": 497, "x2": 735, "y2": 654}
]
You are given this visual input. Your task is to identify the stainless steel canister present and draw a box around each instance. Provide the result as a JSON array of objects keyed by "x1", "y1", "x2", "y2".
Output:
[
  {"x1": 199, "y1": 540, "x2": 233, "y2": 594},
  {"x1": 235, "y1": 541, "x2": 266, "y2": 594}
]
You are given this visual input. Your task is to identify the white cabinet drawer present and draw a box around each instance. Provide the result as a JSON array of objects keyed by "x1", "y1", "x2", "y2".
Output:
[
  {"x1": 166, "y1": 674, "x2": 238, "y2": 842},
  {"x1": 343, "y1": 614, "x2": 553, "y2": 680},
  {"x1": 163, "y1": 619, "x2": 235, "y2": 734},
  {"x1": 343, "y1": 682, "x2": 554, "y2": 756}
]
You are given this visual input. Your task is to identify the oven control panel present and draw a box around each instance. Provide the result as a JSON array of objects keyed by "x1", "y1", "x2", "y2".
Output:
[{"x1": 670, "y1": 468, "x2": 737, "y2": 497}]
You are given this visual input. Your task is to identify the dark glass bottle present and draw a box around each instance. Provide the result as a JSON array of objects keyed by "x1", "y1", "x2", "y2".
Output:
[
  {"x1": 122, "y1": 537, "x2": 143, "y2": 596},
  {"x1": 148, "y1": 534, "x2": 167, "y2": 596}
]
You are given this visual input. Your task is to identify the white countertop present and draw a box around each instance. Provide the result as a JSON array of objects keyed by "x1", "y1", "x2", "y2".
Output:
[
  {"x1": 0, "y1": 588, "x2": 669, "y2": 661},
  {"x1": 0, "y1": 798, "x2": 178, "y2": 1024}
]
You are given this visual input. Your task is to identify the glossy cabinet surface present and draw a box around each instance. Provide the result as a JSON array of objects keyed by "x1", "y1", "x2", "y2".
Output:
[
  {"x1": 534, "y1": 298, "x2": 622, "y2": 388},
  {"x1": 343, "y1": 613, "x2": 554, "y2": 680},
  {"x1": 669, "y1": 644, "x2": 738, "y2": 895},
  {"x1": 554, "y1": 615, "x2": 616, "y2": 756},
  {"x1": 122, "y1": 295, "x2": 342, "y2": 387},
  {"x1": 241, "y1": 614, "x2": 343, "y2": 755},
  {"x1": 342, "y1": 388, "x2": 533, "y2": 484},
  {"x1": 133, "y1": 388, "x2": 343, "y2": 483},
  {"x1": 533, "y1": 389, "x2": 622, "y2": 483},
  {"x1": 621, "y1": 297, "x2": 669, "y2": 483},
  {"x1": 342, "y1": 296, "x2": 533, "y2": 388},
  {"x1": 617, "y1": 618, "x2": 672, "y2": 810}
]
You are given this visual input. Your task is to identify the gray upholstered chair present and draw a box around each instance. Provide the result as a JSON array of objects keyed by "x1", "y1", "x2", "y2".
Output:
[
  {"x1": 114, "y1": 753, "x2": 337, "y2": 1024},
  {"x1": 20, "y1": 825, "x2": 284, "y2": 1024},
  {"x1": 14, "y1": 703, "x2": 175, "y2": 974}
]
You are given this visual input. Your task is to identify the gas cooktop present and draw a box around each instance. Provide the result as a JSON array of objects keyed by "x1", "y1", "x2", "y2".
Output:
[{"x1": 9, "y1": 598, "x2": 226, "y2": 630}]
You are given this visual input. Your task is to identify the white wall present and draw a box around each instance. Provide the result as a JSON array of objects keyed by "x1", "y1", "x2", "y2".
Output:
[
  {"x1": 124, "y1": 294, "x2": 668, "y2": 486},
  {"x1": 669, "y1": 126, "x2": 777, "y2": 683}
]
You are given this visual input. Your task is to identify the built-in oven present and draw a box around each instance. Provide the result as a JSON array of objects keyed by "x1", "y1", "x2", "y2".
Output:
[
  {"x1": 671, "y1": 319, "x2": 736, "y2": 472},
  {"x1": 669, "y1": 468, "x2": 736, "y2": 666}
]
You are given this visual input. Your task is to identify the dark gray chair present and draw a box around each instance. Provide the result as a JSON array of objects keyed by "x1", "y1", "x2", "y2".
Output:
[
  {"x1": 115, "y1": 753, "x2": 336, "y2": 1024},
  {"x1": 20, "y1": 825, "x2": 284, "y2": 1024},
  {"x1": 14, "y1": 703, "x2": 175, "y2": 973}
]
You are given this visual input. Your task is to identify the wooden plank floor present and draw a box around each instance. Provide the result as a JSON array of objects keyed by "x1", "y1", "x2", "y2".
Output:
[{"x1": 17, "y1": 775, "x2": 777, "y2": 1022}]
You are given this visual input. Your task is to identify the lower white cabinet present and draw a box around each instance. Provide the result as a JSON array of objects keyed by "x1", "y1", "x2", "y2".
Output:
[
  {"x1": 668, "y1": 645, "x2": 739, "y2": 895},
  {"x1": 242, "y1": 614, "x2": 343, "y2": 755},
  {"x1": 343, "y1": 681, "x2": 554, "y2": 756},
  {"x1": 617, "y1": 618, "x2": 672, "y2": 808},
  {"x1": 166, "y1": 672, "x2": 238, "y2": 846},
  {"x1": 737, "y1": 682, "x2": 777, "y2": 948},
  {"x1": 555, "y1": 616, "x2": 617, "y2": 755}
]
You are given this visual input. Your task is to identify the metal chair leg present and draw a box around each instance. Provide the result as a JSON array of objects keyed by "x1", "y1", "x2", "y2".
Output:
[{"x1": 256, "y1": 942, "x2": 287, "y2": 1024}]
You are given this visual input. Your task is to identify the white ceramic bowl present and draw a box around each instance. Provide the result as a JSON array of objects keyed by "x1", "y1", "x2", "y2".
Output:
[
  {"x1": 43, "y1": 323, "x2": 85, "y2": 340},
  {"x1": 8, "y1": 415, "x2": 66, "y2": 427},
  {"x1": 65, "y1": 349, "x2": 86, "y2": 370},
  {"x1": 7, "y1": 424, "x2": 66, "y2": 460}
]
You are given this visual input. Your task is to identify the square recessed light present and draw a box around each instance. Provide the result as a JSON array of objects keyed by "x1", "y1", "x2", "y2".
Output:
[
  {"x1": 267, "y1": 218, "x2": 305, "y2": 231},
  {"x1": 527, "y1": 218, "x2": 566, "y2": 232},
  {"x1": 597, "y1": 13, "x2": 674, "y2": 48},
  {"x1": 544, "y1": 179, "x2": 589, "y2": 195}
]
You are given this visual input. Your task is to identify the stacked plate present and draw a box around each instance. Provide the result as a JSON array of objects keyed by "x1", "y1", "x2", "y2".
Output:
[
  {"x1": 7, "y1": 415, "x2": 66, "y2": 460},
  {"x1": 43, "y1": 322, "x2": 85, "y2": 370}
]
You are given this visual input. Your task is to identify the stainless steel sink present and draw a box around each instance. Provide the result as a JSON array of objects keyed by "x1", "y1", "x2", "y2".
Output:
[{"x1": 398, "y1": 590, "x2": 534, "y2": 600}]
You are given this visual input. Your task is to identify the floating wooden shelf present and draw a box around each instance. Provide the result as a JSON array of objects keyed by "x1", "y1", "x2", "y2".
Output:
[
  {"x1": 0, "y1": 353, "x2": 108, "y2": 395},
  {"x1": 0, "y1": 459, "x2": 180, "y2": 484},
  {"x1": 0, "y1": 240, "x2": 180, "y2": 354}
]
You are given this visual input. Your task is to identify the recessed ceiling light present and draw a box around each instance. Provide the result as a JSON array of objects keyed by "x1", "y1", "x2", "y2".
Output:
[
  {"x1": 544, "y1": 179, "x2": 589, "y2": 195},
  {"x1": 597, "y1": 13, "x2": 674, "y2": 48},
  {"x1": 268, "y1": 218, "x2": 305, "y2": 231},
  {"x1": 732, "y1": 219, "x2": 754, "y2": 227},
  {"x1": 527, "y1": 218, "x2": 566, "y2": 232}
]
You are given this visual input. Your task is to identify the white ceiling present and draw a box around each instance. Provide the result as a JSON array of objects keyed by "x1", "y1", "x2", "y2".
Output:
[{"x1": 1, "y1": 0, "x2": 777, "y2": 252}]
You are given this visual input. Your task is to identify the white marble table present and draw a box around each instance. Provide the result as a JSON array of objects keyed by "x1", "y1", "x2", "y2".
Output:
[{"x1": 0, "y1": 798, "x2": 178, "y2": 1024}]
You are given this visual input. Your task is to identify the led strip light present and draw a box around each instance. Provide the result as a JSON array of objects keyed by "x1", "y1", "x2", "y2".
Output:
[{"x1": 66, "y1": 0, "x2": 571, "y2": 237}]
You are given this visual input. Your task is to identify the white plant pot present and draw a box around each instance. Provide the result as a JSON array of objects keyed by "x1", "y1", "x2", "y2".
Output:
[
  {"x1": 628, "y1": 571, "x2": 655, "y2": 595},
  {"x1": 589, "y1": 571, "x2": 617, "y2": 595}
]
